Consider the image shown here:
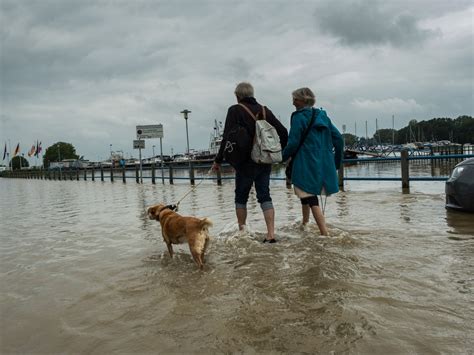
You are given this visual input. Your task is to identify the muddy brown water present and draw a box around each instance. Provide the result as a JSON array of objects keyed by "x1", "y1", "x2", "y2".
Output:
[{"x1": 1, "y1": 165, "x2": 473, "y2": 354}]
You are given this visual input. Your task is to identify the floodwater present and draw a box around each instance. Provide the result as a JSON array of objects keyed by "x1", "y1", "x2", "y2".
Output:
[{"x1": 1, "y1": 163, "x2": 473, "y2": 354}]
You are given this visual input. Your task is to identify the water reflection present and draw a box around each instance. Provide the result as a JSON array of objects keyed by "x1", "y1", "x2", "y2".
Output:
[{"x1": 446, "y1": 210, "x2": 474, "y2": 238}]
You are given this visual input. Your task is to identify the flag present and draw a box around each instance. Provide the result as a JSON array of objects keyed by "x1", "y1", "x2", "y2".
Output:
[
  {"x1": 35, "y1": 141, "x2": 42, "y2": 157},
  {"x1": 13, "y1": 143, "x2": 20, "y2": 157},
  {"x1": 28, "y1": 145, "x2": 36, "y2": 157},
  {"x1": 2, "y1": 143, "x2": 6, "y2": 160}
]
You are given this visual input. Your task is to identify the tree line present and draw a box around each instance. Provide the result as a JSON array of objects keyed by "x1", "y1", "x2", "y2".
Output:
[
  {"x1": 6, "y1": 116, "x2": 473, "y2": 170},
  {"x1": 343, "y1": 115, "x2": 473, "y2": 146}
]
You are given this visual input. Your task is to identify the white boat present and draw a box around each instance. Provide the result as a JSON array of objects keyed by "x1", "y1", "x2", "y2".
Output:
[
  {"x1": 173, "y1": 154, "x2": 191, "y2": 162},
  {"x1": 209, "y1": 119, "x2": 223, "y2": 155},
  {"x1": 192, "y1": 120, "x2": 223, "y2": 160}
]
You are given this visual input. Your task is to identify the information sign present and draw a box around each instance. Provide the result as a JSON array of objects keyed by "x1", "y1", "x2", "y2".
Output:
[
  {"x1": 136, "y1": 124, "x2": 163, "y2": 139},
  {"x1": 133, "y1": 140, "x2": 145, "y2": 149}
]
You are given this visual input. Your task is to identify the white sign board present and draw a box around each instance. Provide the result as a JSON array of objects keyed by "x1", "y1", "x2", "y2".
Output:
[
  {"x1": 133, "y1": 140, "x2": 145, "y2": 149},
  {"x1": 136, "y1": 124, "x2": 163, "y2": 139}
]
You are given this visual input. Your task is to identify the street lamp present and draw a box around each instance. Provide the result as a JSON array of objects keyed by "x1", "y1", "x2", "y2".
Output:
[
  {"x1": 152, "y1": 145, "x2": 156, "y2": 158},
  {"x1": 180, "y1": 109, "x2": 191, "y2": 155},
  {"x1": 109, "y1": 144, "x2": 113, "y2": 161}
]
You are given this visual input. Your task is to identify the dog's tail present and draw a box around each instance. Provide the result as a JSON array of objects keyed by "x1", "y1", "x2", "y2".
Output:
[{"x1": 199, "y1": 218, "x2": 213, "y2": 231}]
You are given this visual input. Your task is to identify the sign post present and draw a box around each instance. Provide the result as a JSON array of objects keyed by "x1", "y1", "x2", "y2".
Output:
[
  {"x1": 133, "y1": 137, "x2": 145, "y2": 183},
  {"x1": 135, "y1": 124, "x2": 164, "y2": 184}
]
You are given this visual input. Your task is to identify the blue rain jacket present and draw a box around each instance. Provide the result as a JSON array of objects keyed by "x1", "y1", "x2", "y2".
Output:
[{"x1": 282, "y1": 107, "x2": 343, "y2": 195}]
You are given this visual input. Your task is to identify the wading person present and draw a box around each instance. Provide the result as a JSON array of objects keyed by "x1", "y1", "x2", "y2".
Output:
[
  {"x1": 282, "y1": 87, "x2": 343, "y2": 236},
  {"x1": 212, "y1": 82, "x2": 288, "y2": 243}
]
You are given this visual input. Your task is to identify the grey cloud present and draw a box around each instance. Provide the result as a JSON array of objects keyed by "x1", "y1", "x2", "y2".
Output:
[
  {"x1": 227, "y1": 58, "x2": 252, "y2": 79},
  {"x1": 313, "y1": 0, "x2": 439, "y2": 47},
  {"x1": 0, "y1": 0, "x2": 472, "y2": 162},
  {"x1": 0, "y1": 0, "x2": 182, "y2": 100}
]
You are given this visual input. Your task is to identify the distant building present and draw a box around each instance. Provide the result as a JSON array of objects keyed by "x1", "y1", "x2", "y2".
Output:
[{"x1": 49, "y1": 159, "x2": 90, "y2": 170}]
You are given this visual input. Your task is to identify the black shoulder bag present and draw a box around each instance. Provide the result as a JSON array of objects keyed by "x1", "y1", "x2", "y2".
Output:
[
  {"x1": 285, "y1": 108, "x2": 317, "y2": 181},
  {"x1": 223, "y1": 106, "x2": 253, "y2": 167}
]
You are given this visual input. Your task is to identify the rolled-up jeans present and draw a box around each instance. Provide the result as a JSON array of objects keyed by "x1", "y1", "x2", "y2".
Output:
[{"x1": 235, "y1": 163, "x2": 273, "y2": 211}]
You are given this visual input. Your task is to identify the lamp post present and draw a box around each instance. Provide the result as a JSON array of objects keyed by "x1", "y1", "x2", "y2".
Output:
[
  {"x1": 180, "y1": 109, "x2": 191, "y2": 156},
  {"x1": 109, "y1": 144, "x2": 113, "y2": 161},
  {"x1": 152, "y1": 145, "x2": 155, "y2": 158}
]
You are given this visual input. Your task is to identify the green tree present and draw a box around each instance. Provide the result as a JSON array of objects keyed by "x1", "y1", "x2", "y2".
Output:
[
  {"x1": 43, "y1": 142, "x2": 79, "y2": 168},
  {"x1": 342, "y1": 133, "x2": 358, "y2": 147},
  {"x1": 373, "y1": 129, "x2": 398, "y2": 144},
  {"x1": 10, "y1": 155, "x2": 29, "y2": 170},
  {"x1": 453, "y1": 116, "x2": 474, "y2": 143},
  {"x1": 395, "y1": 116, "x2": 473, "y2": 144}
]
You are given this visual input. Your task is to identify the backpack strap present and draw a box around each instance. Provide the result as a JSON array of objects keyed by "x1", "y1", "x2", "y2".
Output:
[
  {"x1": 239, "y1": 103, "x2": 266, "y2": 121},
  {"x1": 290, "y1": 108, "x2": 318, "y2": 160}
]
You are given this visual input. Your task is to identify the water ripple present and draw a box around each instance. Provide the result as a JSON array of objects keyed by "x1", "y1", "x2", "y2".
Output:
[{"x1": 1, "y1": 178, "x2": 473, "y2": 354}]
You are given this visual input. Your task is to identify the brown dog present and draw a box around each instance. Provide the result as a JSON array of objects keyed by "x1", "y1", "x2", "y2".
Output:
[{"x1": 147, "y1": 204, "x2": 212, "y2": 269}]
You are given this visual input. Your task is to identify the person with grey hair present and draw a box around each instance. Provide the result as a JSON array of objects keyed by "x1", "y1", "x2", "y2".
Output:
[
  {"x1": 212, "y1": 82, "x2": 288, "y2": 243},
  {"x1": 292, "y1": 87, "x2": 316, "y2": 106},
  {"x1": 282, "y1": 87, "x2": 343, "y2": 236}
]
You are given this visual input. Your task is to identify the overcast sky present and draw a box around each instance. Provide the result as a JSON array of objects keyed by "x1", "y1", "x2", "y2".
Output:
[{"x1": 1, "y1": 0, "x2": 473, "y2": 163}]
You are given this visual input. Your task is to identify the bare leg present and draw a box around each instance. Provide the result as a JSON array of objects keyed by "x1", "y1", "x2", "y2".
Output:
[
  {"x1": 302, "y1": 204, "x2": 310, "y2": 225},
  {"x1": 236, "y1": 208, "x2": 247, "y2": 230},
  {"x1": 263, "y1": 208, "x2": 275, "y2": 240},
  {"x1": 311, "y1": 205, "x2": 329, "y2": 236}
]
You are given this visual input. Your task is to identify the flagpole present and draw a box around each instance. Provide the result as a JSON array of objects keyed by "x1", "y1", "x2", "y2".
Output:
[
  {"x1": 8, "y1": 139, "x2": 11, "y2": 170},
  {"x1": 36, "y1": 140, "x2": 39, "y2": 168},
  {"x1": 38, "y1": 141, "x2": 43, "y2": 169},
  {"x1": 2, "y1": 142, "x2": 6, "y2": 166}
]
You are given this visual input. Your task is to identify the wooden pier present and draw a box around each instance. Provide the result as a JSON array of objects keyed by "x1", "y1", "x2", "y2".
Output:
[{"x1": 2, "y1": 144, "x2": 473, "y2": 193}]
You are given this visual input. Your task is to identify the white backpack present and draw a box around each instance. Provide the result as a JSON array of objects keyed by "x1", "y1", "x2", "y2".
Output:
[{"x1": 239, "y1": 104, "x2": 282, "y2": 164}]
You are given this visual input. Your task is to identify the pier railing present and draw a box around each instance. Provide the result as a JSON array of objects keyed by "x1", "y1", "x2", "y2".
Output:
[
  {"x1": 2, "y1": 152, "x2": 473, "y2": 191},
  {"x1": 0, "y1": 163, "x2": 232, "y2": 185},
  {"x1": 336, "y1": 152, "x2": 474, "y2": 190}
]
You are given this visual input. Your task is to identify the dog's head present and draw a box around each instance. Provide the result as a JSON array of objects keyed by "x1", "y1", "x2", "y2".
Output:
[
  {"x1": 147, "y1": 204, "x2": 166, "y2": 221},
  {"x1": 147, "y1": 204, "x2": 177, "y2": 221}
]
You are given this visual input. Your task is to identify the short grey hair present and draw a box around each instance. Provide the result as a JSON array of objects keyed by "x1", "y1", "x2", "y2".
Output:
[
  {"x1": 234, "y1": 82, "x2": 254, "y2": 100},
  {"x1": 292, "y1": 87, "x2": 316, "y2": 107}
]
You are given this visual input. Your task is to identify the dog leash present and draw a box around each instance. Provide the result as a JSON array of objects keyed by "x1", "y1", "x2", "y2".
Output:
[{"x1": 173, "y1": 169, "x2": 212, "y2": 210}]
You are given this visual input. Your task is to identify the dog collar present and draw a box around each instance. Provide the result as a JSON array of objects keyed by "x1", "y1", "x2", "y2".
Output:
[{"x1": 164, "y1": 204, "x2": 178, "y2": 211}]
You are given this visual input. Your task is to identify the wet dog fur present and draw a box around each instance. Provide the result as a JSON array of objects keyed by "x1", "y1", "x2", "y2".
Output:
[{"x1": 147, "y1": 204, "x2": 212, "y2": 269}]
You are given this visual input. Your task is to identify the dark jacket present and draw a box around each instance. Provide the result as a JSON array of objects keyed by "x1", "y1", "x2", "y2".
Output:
[{"x1": 215, "y1": 97, "x2": 288, "y2": 167}]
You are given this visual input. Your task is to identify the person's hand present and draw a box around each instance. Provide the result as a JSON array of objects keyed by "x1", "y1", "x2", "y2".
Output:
[{"x1": 211, "y1": 162, "x2": 221, "y2": 172}]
